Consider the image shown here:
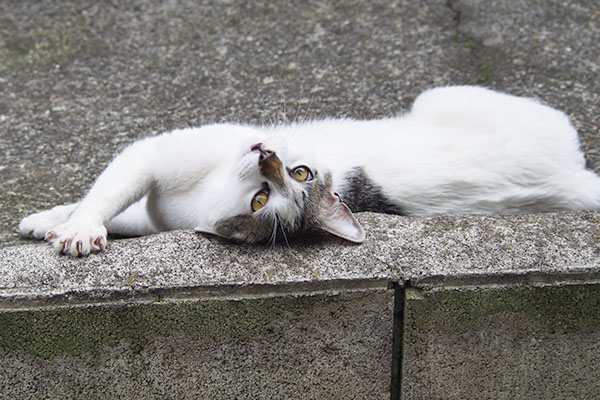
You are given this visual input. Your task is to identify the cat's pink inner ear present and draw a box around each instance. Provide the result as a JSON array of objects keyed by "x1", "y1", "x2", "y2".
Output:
[{"x1": 318, "y1": 192, "x2": 366, "y2": 243}]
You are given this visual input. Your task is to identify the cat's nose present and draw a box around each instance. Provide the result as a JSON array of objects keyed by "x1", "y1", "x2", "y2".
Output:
[
  {"x1": 251, "y1": 143, "x2": 275, "y2": 162},
  {"x1": 258, "y1": 149, "x2": 284, "y2": 187},
  {"x1": 258, "y1": 149, "x2": 275, "y2": 162}
]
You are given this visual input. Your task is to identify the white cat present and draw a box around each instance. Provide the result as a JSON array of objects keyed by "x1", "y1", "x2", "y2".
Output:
[{"x1": 19, "y1": 86, "x2": 600, "y2": 257}]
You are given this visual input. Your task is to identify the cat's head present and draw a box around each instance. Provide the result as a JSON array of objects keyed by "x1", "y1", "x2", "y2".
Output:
[{"x1": 195, "y1": 137, "x2": 365, "y2": 244}]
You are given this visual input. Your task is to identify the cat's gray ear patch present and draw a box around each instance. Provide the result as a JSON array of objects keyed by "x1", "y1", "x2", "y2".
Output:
[
  {"x1": 318, "y1": 192, "x2": 366, "y2": 243},
  {"x1": 196, "y1": 215, "x2": 273, "y2": 244}
]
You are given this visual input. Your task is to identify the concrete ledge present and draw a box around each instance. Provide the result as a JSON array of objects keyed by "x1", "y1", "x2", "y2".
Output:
[
  {"x1": 2, "y1": 211, "x2": 599, "y2": 305},
  {"x1": 1, "y1": 212, "x2": 600, "y2": 398}
]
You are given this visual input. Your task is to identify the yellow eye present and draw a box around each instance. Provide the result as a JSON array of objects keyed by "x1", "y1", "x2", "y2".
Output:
[
  {"x1": 251, "y1": 190, "x2": 269, "y2": 212},
  {"x1": 291, "y1": 166, "x2": 313, "y2": 182}
]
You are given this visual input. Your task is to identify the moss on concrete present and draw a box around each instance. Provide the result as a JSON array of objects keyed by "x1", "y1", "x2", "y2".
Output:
[
  {"x1": 406, "y1": 283, "x2": 600, "y2": 334},
  {"x1": 0, "y1": 295, "x2": 322, "y2": 360}
]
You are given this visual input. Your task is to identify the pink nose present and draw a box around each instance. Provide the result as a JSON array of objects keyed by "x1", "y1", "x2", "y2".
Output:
[{"x1": 251, "y1": 143, "x2": 277, "y2": 164}]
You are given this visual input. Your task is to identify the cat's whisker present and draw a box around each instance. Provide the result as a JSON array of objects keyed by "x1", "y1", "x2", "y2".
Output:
[
  {"x1": 292, "y1": 82, "x2": 308, "y2": 124},
  {"x1": 301, "y1": 96, "x2": 314, "y2": 124},
  {"x1": 268, "y1": 217, "x2": 278, "y2": 247},
  {"x1": 277, "y1": 215, "x2": 291, "y2": 249},
  {"x1": 293, "y1": 103, "x2": 303, "y2": 125},
  {"x1": 301, "y1": 95, "x2": 314, "y2": 124},
  {"x1": 278, "y1": 82, "x2": 288, "y2": 125},
  {"x1": 266, "y1": 90, "x2": 282, "y2": 127},
  {"x1": 315, "y1": 105, "x2": 331, "y2": 122},
  {"x1": 256, "y1": 94, "x2": 275, "y2": 127},
  {"x1": 292, "y1": 90, "x2": 305, "y2": 125},
  {"x1": 301, "y1": 76, "x2": 324, "y2": 123}
]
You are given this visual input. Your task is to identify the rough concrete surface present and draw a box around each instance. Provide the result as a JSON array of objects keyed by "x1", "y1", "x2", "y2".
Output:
[
  {"x1": 0, "y1": 289, "x2": 395, "y2": 400},
  {"x1": 1, "y1": 1, "x2": 599, "y2": 399},
  {"x1": 402, "y1": 284, "x2": 600, "y2": 400},
  {"x1": 1, "y1": 0, "x2": 599, "y2": 248},
  {"x1": 1, "y1": 211, "x2": 600, "y2": 306}
]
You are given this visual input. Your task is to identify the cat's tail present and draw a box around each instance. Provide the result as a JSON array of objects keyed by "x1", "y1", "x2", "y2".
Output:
[{"x1": 566, "y1": 169, "x2": 600, "y2": 210}]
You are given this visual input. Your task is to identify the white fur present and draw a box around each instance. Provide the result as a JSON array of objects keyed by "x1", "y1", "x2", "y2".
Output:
[{"x1": 19, "y1": 86, "x2": 600, "y2": 256}]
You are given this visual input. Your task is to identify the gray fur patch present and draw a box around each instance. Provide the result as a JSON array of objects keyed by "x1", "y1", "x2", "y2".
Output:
[{"x1": 339, "y1": 167, "x2": 405, "y2": 215}]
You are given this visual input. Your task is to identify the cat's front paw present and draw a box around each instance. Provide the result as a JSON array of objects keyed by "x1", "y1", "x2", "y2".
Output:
[
  {"x1": 19, "y1": 213, "x2": 55, "y2": 240},
  {"x1": 19, "y1": 204, "x2": 76, "y2": 240},
  {"x1": 46, "y1": 221, "x2": 108, "y2": 257}
]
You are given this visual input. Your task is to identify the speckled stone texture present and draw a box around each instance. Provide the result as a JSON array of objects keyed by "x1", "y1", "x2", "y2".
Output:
[
  {"x1": 1, "y1": 0, "x2": 599, "y2": 399},
  {"x1": 402, "y1": 284, "x2": 600, "y2": 400},
  {"x1": 0, "y1": 290, "x2": 395, "y2": 400},
  {"x1": 1, "y1": 211, "x2": 599, "y2": 307}
]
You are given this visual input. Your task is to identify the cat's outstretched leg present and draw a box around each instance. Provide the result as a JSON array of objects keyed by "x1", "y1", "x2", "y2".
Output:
[
  {"x1": 33, "y1": 136, "x2": 160, "y2": 257},
  {"x1": 20, "y1": 197, "x2": 158, "y2": 256}
]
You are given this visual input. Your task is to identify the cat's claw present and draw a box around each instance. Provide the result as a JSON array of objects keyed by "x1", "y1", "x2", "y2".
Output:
[{"x1": 46, "y1": 222, "x2": 108, "y2": 257}]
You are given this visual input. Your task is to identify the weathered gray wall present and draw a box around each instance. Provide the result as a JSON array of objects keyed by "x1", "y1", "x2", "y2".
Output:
[
  {"x1": 402, "y1": 283, "x2": 600, "y2": 399},
  {"x1": 2, "y1": 212, "x2": 600, "y2": 399},
  {"x1": 1, "y1": 289, "x2": 394, "y2": 400}
]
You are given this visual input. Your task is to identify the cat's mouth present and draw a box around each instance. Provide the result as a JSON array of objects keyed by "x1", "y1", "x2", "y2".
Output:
[{"x1": 250, "y1": 142, "x2": 263, "y2": 153}]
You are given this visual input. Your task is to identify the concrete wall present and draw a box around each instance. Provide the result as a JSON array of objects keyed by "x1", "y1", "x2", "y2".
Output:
[
  {"x1": 1, "y1": 287, "x2": 394, "y2": 400},
  {"x1": 402, "y1": 282, "x2": 600, "y2": 399}
]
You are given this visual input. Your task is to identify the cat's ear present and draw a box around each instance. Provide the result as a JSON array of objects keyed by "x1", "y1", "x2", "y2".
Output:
[
  {"x1": 318, "y1": 192, "x2": 365, "y2": 243},
  {"x1": 194, "y1": 224, "x2": 221, "y2": 238}
]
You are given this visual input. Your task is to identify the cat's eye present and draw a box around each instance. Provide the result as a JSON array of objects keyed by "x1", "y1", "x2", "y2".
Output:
[
  {"x1": 251, "y1": 190, "x2": 269, "y2": 212},
  {"x1": 291, "y1": 166, "x2": 313, "y2": 182}
]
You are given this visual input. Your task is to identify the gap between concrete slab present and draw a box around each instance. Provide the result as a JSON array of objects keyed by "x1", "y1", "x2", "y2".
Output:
[
  {"x1": 393, "y1": 271, "x2": 600, "y2": 400},
  {"x1": 390, "y1": 281, "x2": 405, "y2": 400},
  {"x1": 410, "y1": 269, "x2": 600, "y2": 292}
]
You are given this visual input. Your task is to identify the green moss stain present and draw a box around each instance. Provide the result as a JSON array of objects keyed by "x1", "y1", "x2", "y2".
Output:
[
  {"x1": 406, "y1": 284, "x2": 600, "y2": 334},
  {"x1": 479, "y1": 67, "x2": 492, "y2": 82},
  {"x1": 2, "y1": 34, "x2": 83, "y2": 68},
  {"x1": 0, "y1": 296, "x2": 318, "y2": 360}
]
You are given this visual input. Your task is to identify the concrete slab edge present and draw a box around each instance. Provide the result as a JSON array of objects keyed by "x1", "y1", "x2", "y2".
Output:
[{"x1": 0, "y1": 278, "x2": 393, "y2": 311}]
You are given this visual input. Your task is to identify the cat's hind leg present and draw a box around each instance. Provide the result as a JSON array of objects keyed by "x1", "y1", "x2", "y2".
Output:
[{"x1": 19, "y1": 203, "x2": 78, "y2": 240}]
